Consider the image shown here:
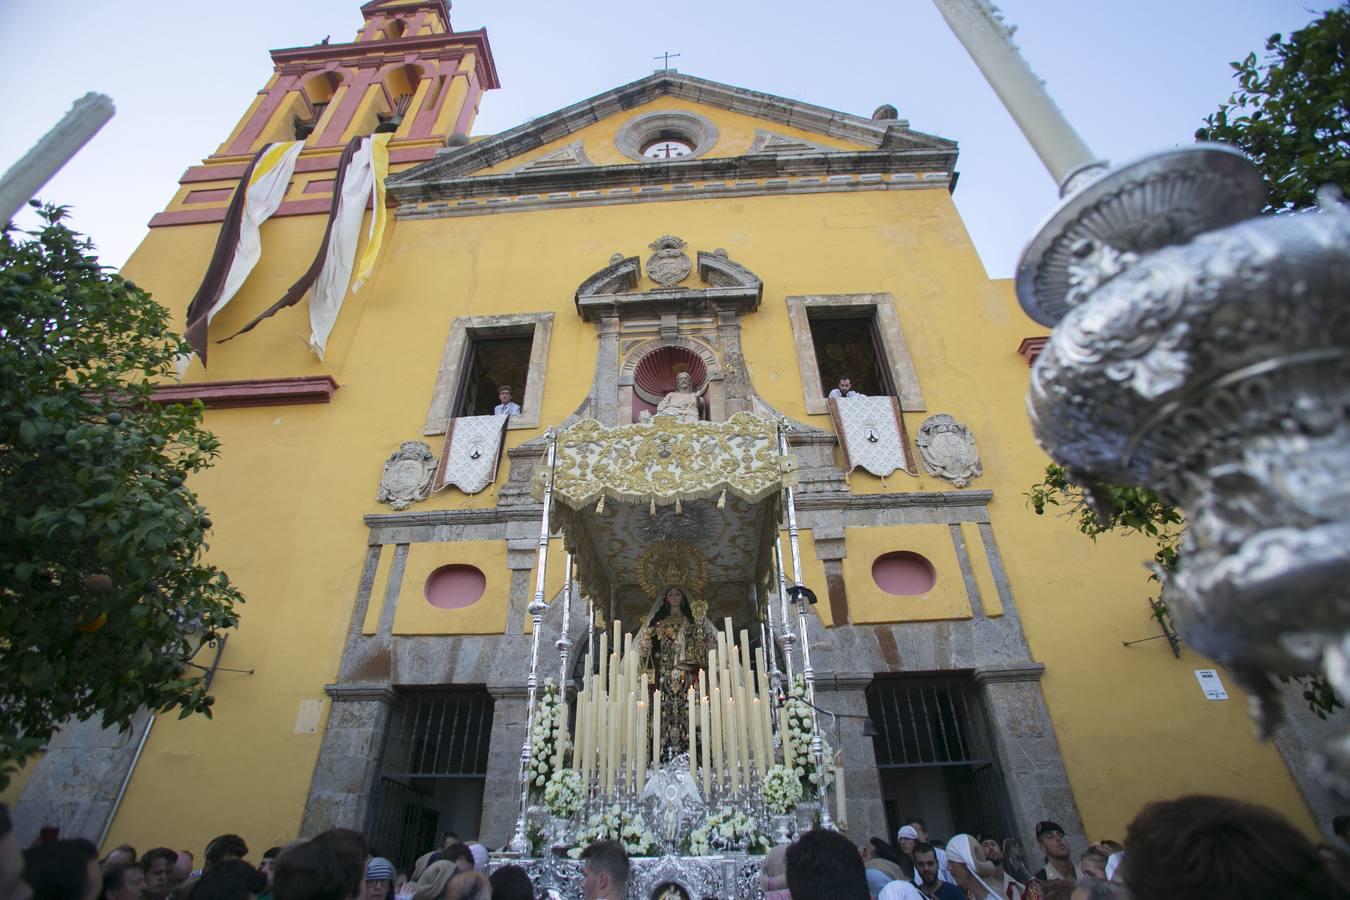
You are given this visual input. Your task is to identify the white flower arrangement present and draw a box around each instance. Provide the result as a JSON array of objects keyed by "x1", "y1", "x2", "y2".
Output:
[
  {"x1": 543, "y1": 767, "x2": 584, "y2": 819},
  {"x1": 528, "y1": 678, "x2": 567, "y2": 800},
  {"x1": 687, "y1": 807, "x2": 772, "y2": 856},
  {"x1": 567, "y1": 804, "x2": 657, "y2": 858},
  {"x1": 761, "y1": 764, "x2": 804, "y2": 815},
  {"x1": 784, "y1": 675, "x2": 834, "y2": 793}
]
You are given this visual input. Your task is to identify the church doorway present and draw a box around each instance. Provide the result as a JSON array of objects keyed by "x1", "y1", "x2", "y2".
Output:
[
  {"x1": 866, "y1": 673, "x2": 1017, "y2": 846},
  {"x1": 366, "y1": 689, "x2": 494, "y2": 871}
]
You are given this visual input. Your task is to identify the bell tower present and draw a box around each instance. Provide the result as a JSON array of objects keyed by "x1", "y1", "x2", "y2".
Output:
[{"x1": 149, "y1": 0, "x2": 497, "y2": 228}]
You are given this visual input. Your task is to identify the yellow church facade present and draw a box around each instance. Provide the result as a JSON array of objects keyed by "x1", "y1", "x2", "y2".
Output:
[{"x1": 8, "y1": 0, "x2": 1332, "y2": 870}]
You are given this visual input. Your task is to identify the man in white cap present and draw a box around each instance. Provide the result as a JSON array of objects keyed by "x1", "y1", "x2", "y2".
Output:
[{"x1": 900, "y1": 819, "x2": 954, "y2": 885}]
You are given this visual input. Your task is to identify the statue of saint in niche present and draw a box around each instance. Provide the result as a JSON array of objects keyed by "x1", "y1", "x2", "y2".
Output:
[
  {"x1": 653, "y1": 371, "x2": 702, "y2": 424},
  {"x1": 635, "y1": 586, "x2": 717, "y2": 761}
]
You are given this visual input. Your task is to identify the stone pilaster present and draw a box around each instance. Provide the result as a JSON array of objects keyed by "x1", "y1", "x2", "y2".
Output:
[
  {"x1": 974, "y1": 665, "x2": 1086, "y2": 856},
  {"x1": 12, "y1": 711, "x2": 152, "y2": 846},
  {"x1": 479, "y1": 686, "x2": 528, "y2": 848},
  {"x1": 301, "y1": 684, "x2": 398, "y2": 836},
  {"x1": 590, "y1": 316, "x2": 621, "y2": 426},
  {"x1": 816, "y1": 678, "x2": 888, "y2": 841}
]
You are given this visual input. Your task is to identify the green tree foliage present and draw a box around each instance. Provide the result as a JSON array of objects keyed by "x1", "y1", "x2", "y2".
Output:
[
  {"x1": 0, "y1": 204, "x2": 242, "y2": 787},
  {"x1": 1195, "y1": 4, "x2": 1350, "y2": 212}
]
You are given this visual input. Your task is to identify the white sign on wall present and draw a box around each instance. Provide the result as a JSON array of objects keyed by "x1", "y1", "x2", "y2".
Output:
[{"x1": 1194, "y1": 669, "x2": 1229, "y2": 701}]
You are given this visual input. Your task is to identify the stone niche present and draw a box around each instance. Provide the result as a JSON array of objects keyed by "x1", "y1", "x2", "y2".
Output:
[{"x1": 572, "y1": 237, "x2": 763, "y2": 427}]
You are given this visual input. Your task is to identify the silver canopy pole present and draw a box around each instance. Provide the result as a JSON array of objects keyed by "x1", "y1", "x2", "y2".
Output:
[
  {"x1": 555, "y1": 552, "x2": 576, "y2": 769},
  {"x1": 773, "y1": 536, "x2": 795, "y2": 684},
  {"x1": 507, "y1": 429, "x2": 558, "y2": 854},
  {"x1": 777, "y1": 419, "x2": 835, "y2": 830}
]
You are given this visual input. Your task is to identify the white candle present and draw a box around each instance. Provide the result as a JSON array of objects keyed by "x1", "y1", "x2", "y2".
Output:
[
  {"x1": 607, "y1": 695, "x2": 619, "y2": 796},
  {"x1": 710, "y1": 686, "x2": 724, "y2": 792},
  {"x1": 726, "y1": 694, "x2": 740, "y2": 791},
  {"x1": 597, "y1": 635, "x2": 608, "y2": 705},
  {"x1": 751, "y1": 697, "x2": 765, "y2": 777},
  {"x1": 737, "y1": 631, "x2": 754, "y2": 776},
  {"x1": 931, "y1": 0, "x2": 1096, "y2": 186},
  {"x1": 652, "y1": 687, "x2": 661, "y2": 766},
  {"x1": 700, "y1": 696, "x2": 712, "y2": 797},
  {"x1": 756, "y1": 648, "x2": 773, "y2": 768},
  {"x1": 596, "y1": 687, "x2": 608, "y2": 791},
  {"x1": 628, "y1": 691, "x2": 638, "y2": 791},
  {"x1": 687, "y1": 687, "x2": 697, "y2": 781}
]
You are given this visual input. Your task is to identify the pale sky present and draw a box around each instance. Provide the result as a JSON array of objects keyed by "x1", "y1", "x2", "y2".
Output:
[{"x1": 0, "y1": 0, "x2": 1332, "y2": 279}]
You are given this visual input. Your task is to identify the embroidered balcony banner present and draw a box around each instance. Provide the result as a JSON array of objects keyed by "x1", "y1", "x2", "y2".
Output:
[
  {"x1": 433, "y1": 414, "x2": 510, "y2": 494},
  {"x1": 828, "y1": 396, "x2": 917, "y2": 478}
]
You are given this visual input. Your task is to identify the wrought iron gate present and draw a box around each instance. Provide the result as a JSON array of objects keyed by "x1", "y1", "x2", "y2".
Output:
[
  {"x1": 366, "y1": 689, "x2": 494, "y2": 870},
  {"x1": 866, "y1": 673, "x2": 1017, "y2": 843}
]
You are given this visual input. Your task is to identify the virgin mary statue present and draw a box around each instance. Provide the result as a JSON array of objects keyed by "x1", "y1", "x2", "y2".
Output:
[{"x1": 635, "y1": 586, "x2": 718, "y2": 762}]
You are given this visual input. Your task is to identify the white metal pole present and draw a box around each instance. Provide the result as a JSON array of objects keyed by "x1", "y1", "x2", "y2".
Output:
[
  {"x1": 777, "y1": 420, "x2": 835, "y2": 830},
  {"x1": 507, "y1": 430, "x2": 558, "y2": 854}
]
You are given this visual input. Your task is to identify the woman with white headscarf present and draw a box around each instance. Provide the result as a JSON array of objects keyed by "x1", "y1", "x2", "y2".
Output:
[{"x1": 945, "y1": 834, "x2": 1026, "y2": 900}]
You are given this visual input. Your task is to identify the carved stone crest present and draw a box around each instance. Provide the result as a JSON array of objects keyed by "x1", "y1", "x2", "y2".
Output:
[
  {"x1": 376, "y1": 441, "x2": 435, "y2": 509},
  {"x1": 916, "y1": 414, "x2": 982, "y2": 487},
  {"x1": 645, "y1": 235, "x2": 692, "y2": 287}
]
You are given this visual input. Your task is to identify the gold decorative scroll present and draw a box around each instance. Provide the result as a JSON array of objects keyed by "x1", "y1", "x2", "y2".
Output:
[{"x1": 532, "y1": 413, "x2": 784, "y2": 510}]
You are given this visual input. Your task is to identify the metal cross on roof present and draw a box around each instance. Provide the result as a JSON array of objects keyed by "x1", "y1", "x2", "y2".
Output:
[{"x1": 653, "y1": 51, "x2": 681, "y2": 72}]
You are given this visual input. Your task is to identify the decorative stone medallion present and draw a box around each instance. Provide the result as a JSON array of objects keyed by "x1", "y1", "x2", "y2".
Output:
[
  {"x1": 915, "y1": 414, "x2": 982, "y2": 487},
  {"x1": 646, "y1": 235, "x2": 692, "y2": 287},
  {"x1": 376, "y1": 441, "x2": 436, "y2": 510}
]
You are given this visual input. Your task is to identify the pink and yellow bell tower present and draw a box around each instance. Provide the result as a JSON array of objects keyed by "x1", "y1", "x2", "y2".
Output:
[{"x1": 152, "y1": 0, "x2": 497, "y2": 230}]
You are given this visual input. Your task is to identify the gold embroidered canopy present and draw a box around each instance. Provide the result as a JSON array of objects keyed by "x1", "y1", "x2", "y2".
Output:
[{"x1": 531, "y1": 414, "x2": 789, "y2": 624}]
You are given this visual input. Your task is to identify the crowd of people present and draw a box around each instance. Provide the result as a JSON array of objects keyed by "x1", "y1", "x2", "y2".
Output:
[{"x1": 3, "y1": 794, "x2": 1349, "y2": 900}]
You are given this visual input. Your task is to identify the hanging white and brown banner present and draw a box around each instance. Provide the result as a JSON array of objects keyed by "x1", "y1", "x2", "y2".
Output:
[
  {"x1": 182, "y1": 140, "x2": 304, "y2": 364},
  {"x1": 432, "y1": 414, "x2": 510, "y2": 494},
  {"x1": 828, "y1": 396, "x2": 917, "y2": 478},
  {"x1": 222, "y1": 132, "x2": 392, "y2": 359}
]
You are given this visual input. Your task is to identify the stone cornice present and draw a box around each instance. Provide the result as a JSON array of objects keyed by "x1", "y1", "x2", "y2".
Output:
[
  {"x1": 324, "y1": 682, "x2": 399, "y2": 703},
  {"x1": 361, "y1": 489, "x2": 992, "y2": 535},
  {"x1": 796, "y1": 489, "x2": 993, "y2": 511},
  {"x1": 972, "y1": 663, "x2": 1046, "y2": 686},
  {"x1": 363, "y1": 506, "x2": 542, "y2": 529},
  {"x1": 576, "y1": 285, "x2": 762, "y2": 322},
  {"x1": 270, "y1": 28, "x2": 499, "y2": 90},
  {"x1": 390, "y1": 148, "x2": 954, "y2": 206},
  {"x1": 149, "y1": 375, "x2": 339, "y2": 408}
]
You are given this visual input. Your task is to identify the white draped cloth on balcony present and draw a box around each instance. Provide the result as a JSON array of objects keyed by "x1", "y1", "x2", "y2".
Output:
[
  {"x1": 433, "y1": 413, "x2": 509, "y2": 494},
  {"x1": 828, "y1": 396, "x2": 917, "y2": 478}
]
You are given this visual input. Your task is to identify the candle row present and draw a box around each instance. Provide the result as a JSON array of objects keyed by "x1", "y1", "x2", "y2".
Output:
[
  {"x1": 683, "y1": 618, "x2": 777, "y2": 796},
  {"x1": 569, "y1": 617, "x2": 787, "y2": 802},
  {"x1": 573, "y1": 621, "x2": 660, "y2": 797}
]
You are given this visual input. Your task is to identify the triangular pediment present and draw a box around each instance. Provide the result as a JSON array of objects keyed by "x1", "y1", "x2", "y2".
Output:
[
  {"x1": 509, "y1": 140, "x2": 593, "y2": 173},
  {"x1": 389, "y1": 71, "x2": 956, "y2": 191},
  {"x1": 747, "y1": 128, "x2": 834, "y2": 156}
]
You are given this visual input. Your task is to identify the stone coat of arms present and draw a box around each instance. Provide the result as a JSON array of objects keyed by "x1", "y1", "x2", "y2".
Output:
[
  {"x1": 916, "y1": 414, "x2": 982, "y2": 487},
  {"x1": 645, "y1": 235, "x2": 692, "y2": 287},
  {"x1": 376, "y1": 440, "x2": 436, "y2": 509}
]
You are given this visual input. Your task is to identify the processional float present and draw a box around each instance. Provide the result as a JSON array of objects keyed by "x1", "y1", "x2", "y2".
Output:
[{"x1": 496, "y1": 413, "x2": 839, "y2": 897}]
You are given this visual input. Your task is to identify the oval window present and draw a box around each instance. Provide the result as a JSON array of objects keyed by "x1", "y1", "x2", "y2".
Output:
[
  {"x1": 871, "y1": 551, "x2": 937, "y2": 596},
  {"x1": 424, "y1": 564, "x2": 487, "y2": 609}
]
